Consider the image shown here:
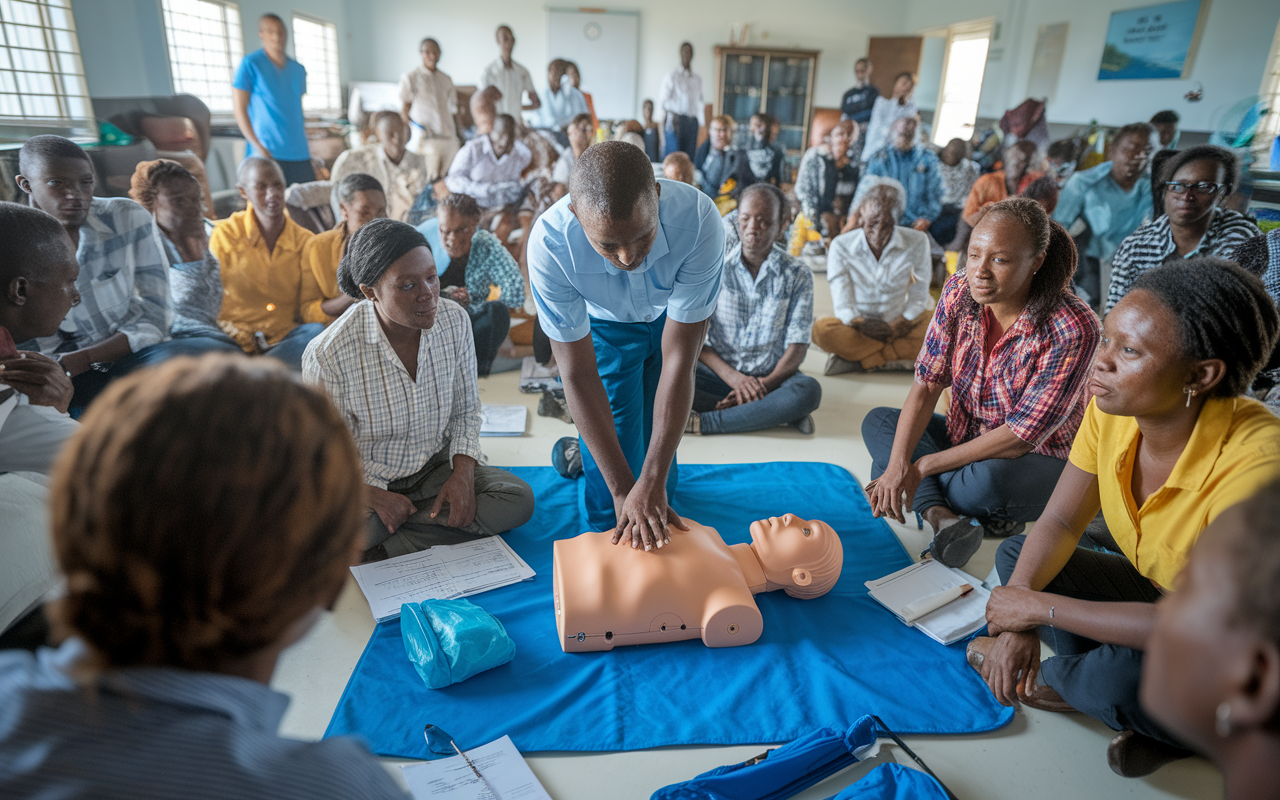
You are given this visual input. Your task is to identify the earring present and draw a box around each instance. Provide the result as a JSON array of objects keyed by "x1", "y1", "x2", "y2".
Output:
[
  {"x1": 1215, "y1": 701, "x2": 1233, "y2": 738},
  {"x1": 1184, "y1": 386, "x2": 1197, "y2": 407}
]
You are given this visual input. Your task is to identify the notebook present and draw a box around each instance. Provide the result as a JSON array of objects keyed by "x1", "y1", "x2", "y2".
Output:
[{"x1": 865, "y1": 559, "x2": 991, "y2": 646}]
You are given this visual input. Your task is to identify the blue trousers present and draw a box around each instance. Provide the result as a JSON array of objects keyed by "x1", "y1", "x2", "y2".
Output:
[
  {"x1": 996, "y1": 535, "x2": 1190, "y2": 750},
  {"x1": 862, "y1": 407, "x2": 1066, "y2": 522},
  {"x1": 580, "y1": 315, "x2": 679, "y2": 531},
  {"x1": 663, "y1": 114, "x2": 699, "y2": 160},
  {"x1": 263, "y1": 322, "x2": 325, "y2": 371},
  {"x1": 68, "y1": 335, "x2": 242, "y2": 417},
  {"x1": 692, "y1": 363, "x2": 821, "y2": 435}
]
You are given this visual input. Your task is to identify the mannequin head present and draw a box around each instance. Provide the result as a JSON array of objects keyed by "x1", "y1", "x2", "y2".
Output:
[{"x1": 749, "y1": 514, "x2": 843, "y2": 599}]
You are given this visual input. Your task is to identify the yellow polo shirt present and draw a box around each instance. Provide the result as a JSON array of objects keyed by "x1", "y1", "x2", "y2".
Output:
[
  {"x1": 300, "y1": 224, "x2": 348, "y2": 325},
  {"x1": 211, "y1": 205, "x2": 316, "y2": 351},
  {"x1": 1069, "y1": 396, "x2": 1280, "y2": 589}
]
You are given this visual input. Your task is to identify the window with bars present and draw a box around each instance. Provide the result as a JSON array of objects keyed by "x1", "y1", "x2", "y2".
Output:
[
  {"x1": 161, "y1": 0, "x2": 243, "y2": 114},
  {"x1": 0, "y1": 0, "x2": 92, "y2": 127},
  {"x1": 291, "y1": 14, "x2": 339, "y2": 115}
]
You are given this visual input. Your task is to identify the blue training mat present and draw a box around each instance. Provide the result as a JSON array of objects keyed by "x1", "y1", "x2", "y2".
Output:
[{"x1": 324, "y1": 463, "x2": 1013, "y2": 758}]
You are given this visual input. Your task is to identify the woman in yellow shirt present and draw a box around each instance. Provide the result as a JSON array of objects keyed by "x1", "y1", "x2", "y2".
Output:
[
  {"x1": 300, "y1": 172, "x2": 388, "y2": 325},
  {"x1": 967, "y1": 257, "x2": 1280, "y2": 777}
]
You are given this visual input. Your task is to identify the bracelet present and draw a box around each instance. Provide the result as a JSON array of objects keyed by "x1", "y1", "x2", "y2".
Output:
[{"x1": 1048, "y1": 605, "x2": 1055, "y2": 627}]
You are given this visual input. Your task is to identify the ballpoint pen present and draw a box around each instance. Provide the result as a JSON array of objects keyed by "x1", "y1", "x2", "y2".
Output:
[{"x1": 451, "y1": 740, "x2": 503, "y2": 800}]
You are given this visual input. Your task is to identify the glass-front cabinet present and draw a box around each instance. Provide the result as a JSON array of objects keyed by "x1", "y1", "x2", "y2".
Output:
[{"x1": 714, "y1": 46, "x2": 819, "y2": 182}]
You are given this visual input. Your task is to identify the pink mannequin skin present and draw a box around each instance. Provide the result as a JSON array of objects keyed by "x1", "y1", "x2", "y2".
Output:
[{"x1": 553, "y1": 514, "x2": 843, "y2": 652}]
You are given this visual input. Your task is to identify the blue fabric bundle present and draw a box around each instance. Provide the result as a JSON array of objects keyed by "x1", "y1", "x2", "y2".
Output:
[
  {"x1": 826, "y1": 764, "x2": 951, "y2": 800},
  {"x1": 400, "y1": 599, "x2": 516, "y2": 689}
]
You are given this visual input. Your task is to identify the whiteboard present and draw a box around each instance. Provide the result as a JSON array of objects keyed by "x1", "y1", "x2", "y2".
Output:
[{"x1": 546, "y1": 9, "x2": 638, "y2": 121}]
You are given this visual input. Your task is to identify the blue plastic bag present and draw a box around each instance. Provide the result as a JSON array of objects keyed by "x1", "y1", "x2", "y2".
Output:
[{"x1": 400, "y1": 599, "x2": 516, "y2": 689}]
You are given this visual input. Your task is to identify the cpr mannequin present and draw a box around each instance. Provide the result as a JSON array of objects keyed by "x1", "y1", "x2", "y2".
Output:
[{"x1": 553, "y1": 514, "x2": 843, "y2": 652}]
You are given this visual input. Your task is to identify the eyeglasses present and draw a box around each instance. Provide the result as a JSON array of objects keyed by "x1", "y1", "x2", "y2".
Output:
[{"x1": 1165, "y1": 181, "x2": 1225, "y2": 197}]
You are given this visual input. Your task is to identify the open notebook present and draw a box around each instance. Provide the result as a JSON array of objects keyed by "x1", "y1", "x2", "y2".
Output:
[{"x1": 865, "y1": 559, "x2": 991, "y2": 646}]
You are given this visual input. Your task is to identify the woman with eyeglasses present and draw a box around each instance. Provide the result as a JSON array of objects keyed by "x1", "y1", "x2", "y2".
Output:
[{"x1": 1105, "y1": 144, "x2": 1260, "y2": 315}]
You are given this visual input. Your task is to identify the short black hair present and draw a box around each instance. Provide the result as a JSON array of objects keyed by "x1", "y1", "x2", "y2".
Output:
[
  {"x1": 894, "y1": 71, "x2": 915, "y2": 84},
  {"x1": 492, "y1": 114, "x2": 516, "y2": 135},
  {"x1": 420, "y1": 37, "x2": 440, "y2": 51},
  {"x1": 335, "y1": 172, "x2": 385, "y2": 206},
  {"x1": 0, "y1": 201, "x2": 72, "y2": 286},
  {"x1": 1046, "y1": 139, "x2": 1076, "y2": 162},
  {"x1": 337, "y1": 218, "x2": 429, "y2": 299},
  {"x1": 569, "y1": 141, "x2": 658, "y2": 222},
  {"x1": 570, "y1": 112, "x2": 593, "y2": 128},
  {"x1": 1150, "y1": 110, "x2": 1180, "y2": 125},
  {"x1": 1159, "y1": 144, "x2": 1239, "y2": 195},
  {"x1": 1229, "y1": 481, "x2": 1280, "y2": 648},
  {"x1": 1114, "y1": 122, "x2": 1155, "y2": 146},
  {"x1": 439, "y1": 193, "x2": 481, "y2": 220},
  {"x1": 259, "y1": 12, "x2": 284, "y2": 27},
  {"x1": 1130, "y1": 258, "x2": 1279, "y2": 397},
  {"x1": 18, "y1": 134, "x2": 91, "y2": 177},
  {"x1": 738, "y1": 182, "x2": 788, "y2": 228},
  {"x1": 855, "y1": 57, "x2": 870, "y2": 67}
]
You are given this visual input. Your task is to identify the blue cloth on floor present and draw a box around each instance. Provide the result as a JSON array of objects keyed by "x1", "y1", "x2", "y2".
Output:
[
  {"x1": 827, "y1": 764, "x2": 951, "y2": 800},
  {"x1": 324, "y1": 463, "x2": 1013, "y2": 758}
]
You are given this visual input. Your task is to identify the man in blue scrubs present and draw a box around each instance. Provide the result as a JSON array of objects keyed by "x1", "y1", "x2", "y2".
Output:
[
  {"x1": 529, "y1": 141, "x2": 724, "y2": 550},
  {"x1": 232, "y1": 13, "x2": 314, "y2": 186}
]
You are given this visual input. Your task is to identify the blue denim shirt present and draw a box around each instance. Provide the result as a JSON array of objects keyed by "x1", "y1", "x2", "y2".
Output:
[{"x1": 864, "y1": 146, "x2": 944, "y2": 226}]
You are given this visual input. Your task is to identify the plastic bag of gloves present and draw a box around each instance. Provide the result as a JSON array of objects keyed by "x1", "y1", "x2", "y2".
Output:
[{"x1": 401, "y1": 599, "x2": 516, "y2": 689}]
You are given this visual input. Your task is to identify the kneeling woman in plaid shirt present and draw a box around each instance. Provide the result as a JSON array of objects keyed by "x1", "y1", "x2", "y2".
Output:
[
  {"x1": 863, "y1": 197, "x2": 1101, "y2": 568},
  {"x1": 303, "y1": 218, "x2": 534, "y2": 562}
]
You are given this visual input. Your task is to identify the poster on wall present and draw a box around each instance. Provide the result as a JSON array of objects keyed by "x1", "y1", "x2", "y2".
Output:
[{"x1": 1097, "y1": 0, "x2": 1210, "y2": 80}]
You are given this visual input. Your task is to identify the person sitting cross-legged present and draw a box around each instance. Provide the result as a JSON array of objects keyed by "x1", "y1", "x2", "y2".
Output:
[
  {"x1": 301, "y1": 172, "x2": 388, "y2": 325},
  {"x1": 864, "y1": 198, "x2": 1101, "y2": 568},
  {"x1": 212, "y1": 157, "x2": 323, "y2": 370},
  {"x1": 813, "y1": 184, "x2": 933, "y2": 376},
  {"x1": 417, "y1": 193, "x2": 526, "y2": 376},
  {"x1": 690, "y1": 184, "x2": 821, "y2": 436},
  {"x1": 303, "y1": 218, "x2": 534, "y2": 561},
  {"x1": 329, "y1": 111, "x2": 427, "y2": 223},
  {"x1": 970, "y1": 259, "x2": 1280, "y2": 778},
  {"x1": 445, "y1": 113, "x2": 533, "y2": 249},
  {"x1": 794, "y1": 120, "x2": 859, "y2": 241},
  {"x1": 0, "y1": 355, "x2": 411, "y2": 799}
]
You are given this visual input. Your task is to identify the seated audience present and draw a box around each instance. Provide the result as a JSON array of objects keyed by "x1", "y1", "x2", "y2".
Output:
[
  {"x1": 1233, "y1": 228, "x2": 1280, "y2": 414},
  {"x1": 445, "y1": 113, "x2": 532, "y2": 216},
  {"x1": 0, "y1": 203, "x2": 80, "y2": 474},
  {"x1": 970, "y1": 259, "x2": 1280, "y2": 777},
  {"x1": 1106, "y1": 145, "x2": 1260, "y2": 314},
  {"x1": 16, "y1": 136, "x2": 216, "y2": 414},
  {"x1": 641, "y1": 99, "x2": 661, "y2": 162},
  {"x1": 548, "y1": 113, "x2": 595, "y2": 203},
  {"x1": 303, "y1": 218, "x2": 534, "y2": 560},
  {"x1": 864, "y1": 198, "x2": 1100, "y2": 568},
  {"x1": 865, "y1": 117, "x2": 943, "y2": 235},
  {"x1": 418, "y1": 194, "x2": 526, "y2": 376},
  {"x1": 813, "y1": 185, "x2": 932, "y2": 375},
  {"x1": 795, "y1": 119, "x2": 859, "y2": 239},
  {"x1": 691, "y1": 184, "x2": 820, "y2": 436},
  {"x1": 0, "y1": 356, "x2": 410, "y2": 799},
  {"x1": 662, "y1": 151, "x2": 696, "y2": 185},
  {"x1": 861, "y1": 71, "x2": 917, "y2": 163},
  {"x1": 1053, "y1": 122, "x2": 1154, "y2": 306},
  {"x1": 212, "y1": 157, "x2": 323, "y2": 369},
  {"x1": 301, "y1": 173, "x2": 388, "y2": 324},
  {"x1": 743, "y1": 113, "x2": 785, "y2": 187},
  {"x1": 127, "y1": 160, "x2": 240, "y2": 349},
  {"x1": 330, "y1": 111, "x2": 427, "y2": 223},
  {"x1": 962, "y1": 140, "x2": 1041, "y2": 228},
  {"x1": 1142, "y1": 485, "x2": 1280, "y2": 798},
  {"x1": 694, "y1": 114, "x2": 748, "y2": 212},
  {"x1": 1044, "y1": 139, "x2": 1078, "y2": 187},
  {"x1": 530, "y1": 59, "x2": 588, "y2": 141},
  {"x1": 935, "y1": 138, "x2": 980, "y2": 247},
  {"x1": 399, "y1": 36, "x2": 460, "y2": 182},
  {"x1": 840, "y1": 58, "x2": 879, "y2": 126}
]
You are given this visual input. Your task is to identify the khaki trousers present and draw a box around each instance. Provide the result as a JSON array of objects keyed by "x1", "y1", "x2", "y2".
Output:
[
  {"x1": 811, "y1": 313, "x2": 931, "y2": 370},
  {"x1": 417, "y1": 136, "x2": 461, "y2": 183}
]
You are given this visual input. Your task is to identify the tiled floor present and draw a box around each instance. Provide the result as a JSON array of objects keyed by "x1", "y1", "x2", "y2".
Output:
[{"x1": 271, "y1": 275, "x2": 1223, "y2": 800}]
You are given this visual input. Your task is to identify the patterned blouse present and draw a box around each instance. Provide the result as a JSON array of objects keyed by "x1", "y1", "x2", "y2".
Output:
[{"x1": 916, "y1": 272, "x2": 1102, "y2": 460}]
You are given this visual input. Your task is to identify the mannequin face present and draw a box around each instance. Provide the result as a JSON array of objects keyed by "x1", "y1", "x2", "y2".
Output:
[{"x1": 749, "y1": 514, "x2": 842, "y2": 597}]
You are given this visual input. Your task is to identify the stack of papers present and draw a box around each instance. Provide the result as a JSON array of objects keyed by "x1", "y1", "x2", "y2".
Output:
[
  {"x1": 480, "y1": 404, "x2": 527, "y2": 437},
  {"x1": 350, "y1": 537, "x2": 535, "y2": 623},
  {"x1": 865, "y1": 559, "x2": 991, "y2": 646},
  {"x1": 403, "y1": 735, "x2": 551, "y2": 800}
]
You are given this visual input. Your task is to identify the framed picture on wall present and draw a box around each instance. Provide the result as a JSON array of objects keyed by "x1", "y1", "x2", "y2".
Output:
[{"x1": 1097, "y1": 0, "x2": 1211, "y2": 80}]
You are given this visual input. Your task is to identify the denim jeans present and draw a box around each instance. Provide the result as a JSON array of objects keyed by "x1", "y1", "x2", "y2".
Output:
[
  {"x1": 663, "y1": 114, "x2": 699, "y2": 160},
  {"x1": 692, "y1": 363, "x2": 821, "y2": 435},
  {"x1": 68, "y1": 335, "x2": 242, "y2": 417},
  {"x1": 263, "y1": 323, "x2": 325, "y2": 371}
]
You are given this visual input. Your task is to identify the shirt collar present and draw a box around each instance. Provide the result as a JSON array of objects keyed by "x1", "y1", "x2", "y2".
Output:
[
  {"x1": 585, "y1": 217, "x2": 669, "y2": 277},
  {"x1": 82, "y1": 198, "x2": 114, "y2": 236},
  {"x1": 726, "y1": 243, "x2": 781, "y2": 284},
  {"x1": 1163, "y1": 396, "x2": 1238, "y2": 491},
  {"x1": 244, "y1": 205, "x2": 305, "y2": 253}
]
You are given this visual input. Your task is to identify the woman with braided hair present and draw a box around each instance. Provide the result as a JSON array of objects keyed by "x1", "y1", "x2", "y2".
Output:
[
  {"x1": 864, "y1": 197, "x2": 1102, "y2": 568},
  {"x1": 970, "y1": 258, "x2": 1280, "y2": 778},
  {"x1": 0, "y1": 356, "x2": 410, "y2": 798}
]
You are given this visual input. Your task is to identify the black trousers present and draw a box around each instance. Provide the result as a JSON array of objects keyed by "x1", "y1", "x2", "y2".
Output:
[
  {"x1": 996, "y1": 535, "x2": 1191, "y2": 750},
  {"x1": 468, "y1": 301, "x2": 510, "y2": 377}
]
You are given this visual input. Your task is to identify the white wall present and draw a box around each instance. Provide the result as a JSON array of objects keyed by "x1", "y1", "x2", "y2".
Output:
[
  {"x1": 344, "y1": 0, "x2": 907, "y2": 121},
  {"x1": 902, "y1": 0, "x2": 1280, "y2": 131}
]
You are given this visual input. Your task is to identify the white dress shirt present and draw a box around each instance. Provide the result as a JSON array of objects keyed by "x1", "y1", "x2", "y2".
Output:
[
  {"x1": 398, "y1": 66, "x2": 458, "y2": 139},
  {"x1": 444, "y1": 135, "x2": 532, "y2": 209},
  {"x1": 302, "y1": 299, "x2": 483, "y2": 490},
  {"x1": 659, "y1": 67, "x2": 703, "y2": 118},
  {"x1": 480, "y1": 58, "x2": 536, "y2": 118},
  {"x1": 826, "y1": 226, "x2": 933, "y2": 323}
]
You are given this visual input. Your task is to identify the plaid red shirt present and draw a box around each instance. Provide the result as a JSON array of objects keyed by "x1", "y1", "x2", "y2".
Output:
[{"x1": 916, "y1": 272, "x2": 1101, "y2": 460}]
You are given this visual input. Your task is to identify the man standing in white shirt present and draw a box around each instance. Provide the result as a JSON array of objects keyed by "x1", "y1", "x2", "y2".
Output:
[
  {"x1": 480, "y1": 25, "x2": 540, "y2": 119},
  {"x1": 659, "y1": 42, "x2": 703, "y2": 160},
  {"x1": 399, "y1": 37, "x2": 460, "y2": 182}
]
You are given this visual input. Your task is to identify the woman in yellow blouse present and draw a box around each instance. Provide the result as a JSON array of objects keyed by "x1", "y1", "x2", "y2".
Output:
[
  {"x1": 968, "y1": 257, "x2": 1280, "y2": 778},
  {"x1": 300, "y1": 172, "x2": 388, "y2": 325}
]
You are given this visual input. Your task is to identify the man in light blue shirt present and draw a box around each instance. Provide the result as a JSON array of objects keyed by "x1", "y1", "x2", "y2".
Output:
[
  {"x1": 1052, "y1": 122, "x2": 1154, "y2": 306},
  {"x1": 864, "y1": 116, "x2": 943, "y2": 232},
  {"x1": 528, "y1": 59, "x2": 588, "y2": 142},
  {"x1": 529, "y1": 141, "x2": 724, "y2": 546},
  {"x1": 232, "y1": 14, "x2": 314, "y2": 186}
]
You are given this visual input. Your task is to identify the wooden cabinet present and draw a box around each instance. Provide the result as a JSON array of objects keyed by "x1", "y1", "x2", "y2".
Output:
[{"x1": 713, "y1": 46, "x2": 819, "y2": 175}]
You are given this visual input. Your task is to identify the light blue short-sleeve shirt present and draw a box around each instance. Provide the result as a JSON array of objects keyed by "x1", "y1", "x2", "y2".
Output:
[
  {"x1": 528, "y1": 179, "x2": 725, "y2": 342},
  {"x1": 233, "y1": 50, "x2": 310, "y2": 161}
]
